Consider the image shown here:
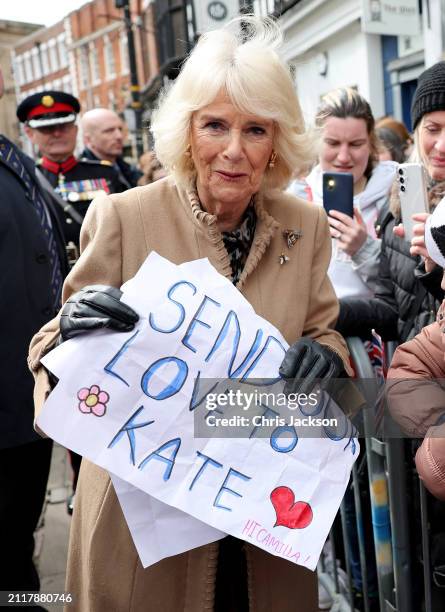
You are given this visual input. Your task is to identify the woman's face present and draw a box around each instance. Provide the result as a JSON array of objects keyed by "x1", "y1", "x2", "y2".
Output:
[
  {"x1": 320, "y1": 116, "x2": 371, "y2": 184},
  {"x1": 190, "y1": 93, "x2": 274, "y2": 219},
  {"x1": 420, "y1": 111, "x2": 445, "y2": 181}
]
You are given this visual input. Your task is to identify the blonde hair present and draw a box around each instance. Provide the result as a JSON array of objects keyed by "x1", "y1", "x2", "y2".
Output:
[
  {"x1": 151, "y1": 16, "x2": 313, "y2": 192},
  {"x1": 315, "y1": 87, "x2": 378, "y2": 179}
]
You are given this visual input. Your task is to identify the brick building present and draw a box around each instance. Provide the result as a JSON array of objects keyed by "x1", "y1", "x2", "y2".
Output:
[
  {"x1": 69, "y1": 0, "x2": 159, "y2": 153},
  {"x1": 0, "y1": 19, "x2": 42, "y2": 144},
  {"x1": 12, "y1": 20, "x2": 71, "y2": 98},
  {"x1": 12, "y1": 19, "x2": 71, "y2": 154}
]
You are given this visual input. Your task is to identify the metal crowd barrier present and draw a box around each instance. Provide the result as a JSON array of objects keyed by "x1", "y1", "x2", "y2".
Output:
[{"x1": 318, "y1": 337, "x2": 441, "y2": 612}]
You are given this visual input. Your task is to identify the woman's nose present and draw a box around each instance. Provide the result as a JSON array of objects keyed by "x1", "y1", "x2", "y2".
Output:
[
  {"x1": 434, "y1": 131, "x2": 445, "y2": 154},
  {"x1": 223, "y1": 130, "x2": 243, "y2": 160},
  {"x1": 336, "y1": 144, "x2": 351, "y2": 163}
]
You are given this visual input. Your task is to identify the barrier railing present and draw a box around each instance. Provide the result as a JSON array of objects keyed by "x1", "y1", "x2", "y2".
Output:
[{"x1": 320, "y1": 337, "x2": 441, "y2": 612}]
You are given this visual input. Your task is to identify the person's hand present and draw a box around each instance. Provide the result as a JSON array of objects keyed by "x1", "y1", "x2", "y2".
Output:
[
  {"x1": 60, "y1": 285, "x2": 139, "y2": 341},
  {"x1": 328, "y1": 208, "x2": 367, "y2": 256},
  {"x1": 410, "y1": 213, "x2": 435, "y2": 272},
  {"x1": 393, "y1": 214, "x2": 435, "y2": 272},
  {"x1": 393, "y1": 222, "x2": 405, "y2": 238},
  {"x1": 279, "y1": 337, "x2": 346, "y2": 396}
]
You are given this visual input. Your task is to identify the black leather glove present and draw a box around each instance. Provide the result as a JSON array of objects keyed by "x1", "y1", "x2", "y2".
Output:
[
  {"x1": 279, "y1": 337, "x2": 346, "y2": 396},
  {"x1": 60, "y1": 285, "x2": 139, "y2": 341}
]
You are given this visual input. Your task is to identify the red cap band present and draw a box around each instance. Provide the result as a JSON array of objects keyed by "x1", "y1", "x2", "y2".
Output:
[{"x1": 28, "y1": 102, "x2": 75, "y2": 119}]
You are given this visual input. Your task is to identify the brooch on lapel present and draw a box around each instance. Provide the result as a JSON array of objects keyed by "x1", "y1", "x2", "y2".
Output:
[
  {"x1": 278, "y1": 229, "x2": 302, "y2": 265},
  {"x1": 282, "y1": 229, "x2": 302, "y2": 249}
]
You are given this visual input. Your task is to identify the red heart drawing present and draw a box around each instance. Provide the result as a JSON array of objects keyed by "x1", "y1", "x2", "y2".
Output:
[{"x1": 270, "y1": 486, "x2": 313, "y2": 529}]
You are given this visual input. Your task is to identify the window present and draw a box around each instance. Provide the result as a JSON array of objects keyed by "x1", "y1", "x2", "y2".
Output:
[
  {"x1": 155, "y1": 0, "x2": 195, "y2": 70},
  {"x1": 48, "y1": 39, "x2": 59, "y2": 72},
  {"x1": 78, "y1": 46, "x2": 89, "y2": 90},
  {"x1": 40, "y1": 43, "x2": 50, "y2": 75},
  {"x1": 57, "y1": 34, "x2": 68, "y2": 67},
  {"x1": 89, "y1": 42, "x2": 100, "y2": 84},
  {"x1": 104, "y1": 35, "x2": 116, "y2": 79},
  {"x1": 14, "y1": 55, "x2": 25, "y2": 86},
  {"x1": 23, "y1": 52, "x2": 33, "y2": 83},
  {"x1": 62, "y1": 74, "x2": 72, "y2": 93},
  {"x1": 31, "y1": 47, "x2": 41, "y2": 80},
  {"x1": 253, "y1": 0, "x2": 275, "y2": 17},
  {"x1": 120, "y1": 31, "x2": 129, "y2": 75}
]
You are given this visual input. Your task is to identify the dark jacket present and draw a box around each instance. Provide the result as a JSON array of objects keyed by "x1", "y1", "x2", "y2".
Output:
[
  {"x1": 81, "y1": 147, "x2": 142, "y2": 190},
  {"x1": 0, "y1": 141, "x2": 68, "y2": 449},
  {"x1": 336, "y1": 210, "x2": 443, "y2": 343}
]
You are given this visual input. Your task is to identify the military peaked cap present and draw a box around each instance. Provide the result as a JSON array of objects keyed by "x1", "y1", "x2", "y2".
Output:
[{"x1": 17, "y1": 90, "x2": 80, "y2": 128}]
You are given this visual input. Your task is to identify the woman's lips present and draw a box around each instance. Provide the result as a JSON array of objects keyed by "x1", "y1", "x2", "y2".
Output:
[
  {"x1": 215, "y1": 170, "x2": 247, "y2": 180},
  {"x1": 431, "y1": 157, "x2": 445, "y2": 166},
  {"x1": 333, "y1": 166, "x2": 354, "y2": 172}
]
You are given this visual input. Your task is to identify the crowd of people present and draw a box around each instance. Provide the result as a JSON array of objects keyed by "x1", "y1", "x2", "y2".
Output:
[{"x1": 2, "y1": 13, "x2": 445, "y2": 612}]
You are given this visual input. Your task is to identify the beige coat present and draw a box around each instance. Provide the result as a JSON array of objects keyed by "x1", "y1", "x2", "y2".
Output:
[{"x1": 29, "y1": 177, "x2": 350, "y2": 612}]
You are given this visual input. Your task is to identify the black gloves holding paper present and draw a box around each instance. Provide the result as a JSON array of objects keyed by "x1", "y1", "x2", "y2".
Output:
[
  {"x1": 279, "y1": 337, "x2": 346, "y2": 396},
  {"x1": 60, "y1": 285, "x2": 139, "y2": 341}
]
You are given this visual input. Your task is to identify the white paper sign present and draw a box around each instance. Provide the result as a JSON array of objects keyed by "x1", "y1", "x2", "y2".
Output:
[
  {"x1": 38, "y1": 253, "x2": 358, "y2": 571},
  {"x1": 111, "y1": 474, "x2": 225, "y2": 567}
]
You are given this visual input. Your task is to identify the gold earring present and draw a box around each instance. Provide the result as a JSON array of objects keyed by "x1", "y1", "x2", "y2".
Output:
[
  {"x1": 269, "y1": 151, "x2": 277, "y2": 169},
  {"x1": 185, "y1": 144, "x2": 191, "y2": 157}
]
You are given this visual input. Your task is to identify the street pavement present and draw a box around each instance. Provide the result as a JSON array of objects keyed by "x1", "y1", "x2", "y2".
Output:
[{"x1": 34, "y1": 443, "x2": 72, "y2": 611}]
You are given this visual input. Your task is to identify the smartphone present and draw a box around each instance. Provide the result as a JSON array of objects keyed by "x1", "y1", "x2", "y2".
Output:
[
  {"x1": 398, "y1": 163, "x2": 429, "y2": 242},
  {"x1": 322, "y1": 172, "x2": 354, "y2": 217}
]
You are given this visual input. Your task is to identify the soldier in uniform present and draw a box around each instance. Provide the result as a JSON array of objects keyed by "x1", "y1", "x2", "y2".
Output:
[
  {"x1": 17, "y1": 91, "x2": 122, "y2": 514},
  {"x1": 17, "y1": 91, "x2": 122, "y2": 264}
]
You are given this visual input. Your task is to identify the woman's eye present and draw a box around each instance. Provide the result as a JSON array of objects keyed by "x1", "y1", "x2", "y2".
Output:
[
  {"x1": 248, "y1": 126, "x2": 266, "y2": 135},
  {"x1": 205, "y1": 121, "x2": 224, "y2": 131},
  {"x1": 425, "y1": 126, "x2": 440, "y2": 134}
]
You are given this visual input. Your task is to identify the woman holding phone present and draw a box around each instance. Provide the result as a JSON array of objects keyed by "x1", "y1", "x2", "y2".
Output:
[
  {"x1": 336, "y1": 62, "x2": 445, "y2": 344},
  {"x1": 289, "y1": 88, "x2": 396, "y2": 300}
]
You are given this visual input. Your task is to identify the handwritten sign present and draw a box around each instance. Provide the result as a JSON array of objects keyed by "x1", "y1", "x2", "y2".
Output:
[{"x1": 39, "y1": 253, "x2": 358, "y2": 570}]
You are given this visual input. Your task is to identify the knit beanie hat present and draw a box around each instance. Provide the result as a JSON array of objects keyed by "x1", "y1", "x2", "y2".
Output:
[
  {"x1": 425, "y1": 196, "x2": 445, "y2": 267},
  {"x1": 411, "y1": 61, "x2": 445, "y2": 130}
]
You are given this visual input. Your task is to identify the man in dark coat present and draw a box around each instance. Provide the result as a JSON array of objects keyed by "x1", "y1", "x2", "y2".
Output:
[
  {"x1": 18, "y1": 91, "x2": 123, "y2": 264},
  {"x1": 80, "y1": 107, "x2": 142, "y2": 190},
  {"x1": 0, "y1": 69, "x2": 69, "y2": 594}
]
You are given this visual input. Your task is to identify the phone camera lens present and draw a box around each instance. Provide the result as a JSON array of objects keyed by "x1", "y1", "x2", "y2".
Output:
[
  {"x1": 400, "y1": 177, "x2": 404, "y2": 184},
  {"x1": 400, "y1": 185, "x2": 406, "y2": 192},
  {"x1": 399, "y1": 168, "x2": 404, "y2": 175}
]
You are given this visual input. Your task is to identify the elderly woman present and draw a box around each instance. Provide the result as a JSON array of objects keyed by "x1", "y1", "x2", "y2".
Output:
[{"x1": 29, "y1": 17, "x2": 350, "y2": 612}]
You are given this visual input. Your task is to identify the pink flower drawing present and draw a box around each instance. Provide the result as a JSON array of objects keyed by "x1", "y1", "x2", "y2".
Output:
[{"x1": 77, "y1": 385, "x2": 109, "y2": 417}]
